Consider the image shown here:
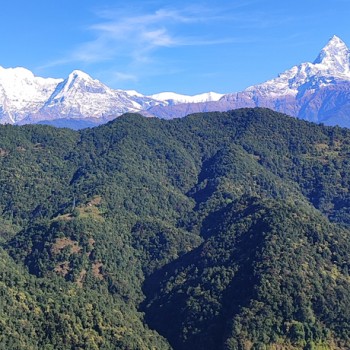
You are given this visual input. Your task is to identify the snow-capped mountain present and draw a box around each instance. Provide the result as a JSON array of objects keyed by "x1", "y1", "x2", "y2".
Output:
[
  {"x1": 21, "y1": 70, "x2": 161, "y2": 124},
  {"x1": 0, "y1": 66, "x2": 62, "y2": 123},
  {"x1": 17, "y1": 70, "x2": 169, "y2": 125},
  {"x1": 146, "y1": 35, "x2": 350, "y2": 127},
  {"x1": 0, "y1": 67, "x2": 221, "y2": 126},
  {"x1": 1, "y1": 35, "x2": 350, "y2": 128},
  {"x1": 242, "y1": 35, "x2": 350, "y2": 97},
  {"x1": 220, "y1": 35, "x2": 350, "y2": 125}
]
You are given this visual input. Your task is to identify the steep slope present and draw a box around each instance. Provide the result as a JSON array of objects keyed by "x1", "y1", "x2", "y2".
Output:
[
  {"x1": 2, "y1": 109, "x2": 350, "y2": 349},
  {"x1": 0, "y1": 67, "x2": 222, "y2": 127},
  {"x1": 243, "y1": 35, "x2": 350, "y2": 97},
  {"x1": 0, "y1": 246, "x2": 170, "y2": 349},
  {"x1": 220, "y1": 35, "x2": 350, "y2": 125},
  {"x1": 143, "y1": 198, "x2": 350, "y2": 350}
]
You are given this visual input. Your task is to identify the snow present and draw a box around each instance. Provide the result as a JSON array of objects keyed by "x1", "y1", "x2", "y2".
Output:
[
  {"x1": 124, "y1": 90, "x2": 144, "y2": 97},
  {"x1": 244, "y1": 35, "x2": 350, "y2": 97},
  {"x1": 0, "y1": 35, "x2": 349, "y2": 124},
  {"x1": 0, "y1": 66, "x2": 62, "y2": 123},
  {"x1": 149, "y1": 91, "x2": 224, "y2": 104},
  {"x1": 41, "y1": 70, "x2": 143, "y2": 119}
]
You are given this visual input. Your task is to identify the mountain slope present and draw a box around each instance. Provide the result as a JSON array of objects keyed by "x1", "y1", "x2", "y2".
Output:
[
  {"x1": 0, "y1": 67, "x2": 165, "y2": 125},
  {"x1": 143, "y1": 198, "x2": 350, "y2": 350},
  {"x1": 0, "y1": 67, "x2": 223, "y2": 126},
  {"x1": 243, "y1": 35, "x2": 350, "y2": 97},
  {"x1": 2, "y1": 109, "x2": 350, "y2": 348},
  {"x1": 0, "y1": 246, "x2": 170, "y2": 349}
]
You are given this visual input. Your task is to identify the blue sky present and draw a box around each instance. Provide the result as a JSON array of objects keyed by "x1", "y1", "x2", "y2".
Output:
[{"x1": 1, "y1": 0, "x2": 350, "y2": 95}]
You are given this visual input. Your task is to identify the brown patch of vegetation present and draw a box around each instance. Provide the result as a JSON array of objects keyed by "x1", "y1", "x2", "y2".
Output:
[
  {"x1": 92, "y1": 262, "x2": 104, "y2": 280},
  {"x1": 51, "y1": 237, "x2": 81, "y2": 255},
  {"x1": 315, "y1": 142, "x2": 329, "y2": 151},
  {"x1": 54, "y1": 261, "x2": 70, "y2": 277},
  {"x1": 76, "y1": 195, "x2": 105, "y2": 221},
  {"x1": 88, "y1": 195, "x2": 102, "y2": 206},
  {"x1": 76, "y1": 269, "x2": 87, "y2": 288},
  {"x1": 314, "y1": 142, "x2": 344, "y2": 160},
  {"x1": 52, "y1": 196, "x2": 104, "y2": 223}
]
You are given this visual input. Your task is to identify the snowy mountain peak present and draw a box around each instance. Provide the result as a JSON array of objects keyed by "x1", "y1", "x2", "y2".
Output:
[
  {"x1": 68, "y1": 69, "x2": 95, "y2": 82},
  {"x1": 0, "y1": 66, "x2": 62, "y2": 123},
  {"x1": 328, "y1": 34, "x2": 346, "y2": 47},
  {"x1": 0, "y1": 65, "x2": 34, "y2": 79},
  {"x1": 63, "y1": 70, "x2": 99, "y2": 90},
  {"x1": 243, "y1": 35, "x2": 350, "y2": 97},
  {"x1": 313, "y1": 35, "x2": 350, "y2": 73},
  {"x1": 0, "y1": 65, "x2": 61, "y2": 86},
  {"x1": 54, "y1": 70, "x2": 110, "y2": 97},
  {"x1": 124, "y1": 90, "x2": 145, "y2": 97}
]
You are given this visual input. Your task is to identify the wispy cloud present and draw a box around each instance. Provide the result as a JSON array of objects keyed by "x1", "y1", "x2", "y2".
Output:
[
  {"x1": 83, "y1": 7, "x2": 237, "y2": 60},
  {"x1": 42, "y1": 5, "x2": 240, "y2": 71},
  {"x1": 40, "y1": 2, "x2": 298, "y2": 84}
]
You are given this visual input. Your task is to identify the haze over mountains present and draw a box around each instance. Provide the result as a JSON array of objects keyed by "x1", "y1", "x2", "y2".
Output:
[{"x1": 0, "y1": 35, "x2": 350, "y2": 128}]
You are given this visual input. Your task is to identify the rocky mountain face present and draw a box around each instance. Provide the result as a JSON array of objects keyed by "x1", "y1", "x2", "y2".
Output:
[{"x1": 1, "y1": 35, "x2": 350, "y2": 128}]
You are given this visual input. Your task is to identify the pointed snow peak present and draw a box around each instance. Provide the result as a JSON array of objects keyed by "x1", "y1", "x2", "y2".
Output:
[
  {"x1": 67, "y1": 69, "x2": 94, "y2": 82},
  {"x1": 60, "y1": 70, "x2": 107, "y2": 93},
  {"x1": 330, "y1": 34, "x2": 345, "y2": 44},
  {"x1": 313, "y1": 35, "x2": 350, "y2": 72}
]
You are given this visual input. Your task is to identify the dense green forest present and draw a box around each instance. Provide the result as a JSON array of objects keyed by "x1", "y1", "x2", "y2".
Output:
[{"x1": 1, "y1": 108, "x2": 350, "y2": 349}]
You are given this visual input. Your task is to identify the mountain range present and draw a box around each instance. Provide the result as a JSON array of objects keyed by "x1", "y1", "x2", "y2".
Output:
[
  {"x1": 1, "y1": 35, "x2": 350, "y2": 128},
  {"x1": 146, "y1": 35, "x2": 350, "y2": 126}
]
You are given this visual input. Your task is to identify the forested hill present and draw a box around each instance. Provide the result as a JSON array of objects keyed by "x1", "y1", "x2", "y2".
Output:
[{"x1": 1, "y1": 108, "x2": 350, "y2": 349}]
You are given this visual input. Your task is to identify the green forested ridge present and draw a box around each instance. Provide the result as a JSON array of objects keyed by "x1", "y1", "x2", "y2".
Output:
[{"x1": 1, "y1": 108, "x2": 350, "y2": 349}]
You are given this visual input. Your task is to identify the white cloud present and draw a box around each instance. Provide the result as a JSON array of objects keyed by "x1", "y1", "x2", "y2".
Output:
[
  {"x1": 40, "y1": 3, "x2": 275, "y2": 83},
  {"x1": 44, "y1": 5, "x2": 238, "y2": 70}
]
